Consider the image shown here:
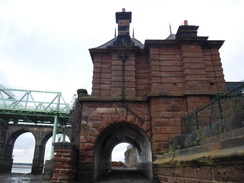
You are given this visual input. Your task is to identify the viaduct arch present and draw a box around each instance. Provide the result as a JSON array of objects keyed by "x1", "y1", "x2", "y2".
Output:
[{"x1": 0, "y1": 123, "x2": 71, "y2": 174}]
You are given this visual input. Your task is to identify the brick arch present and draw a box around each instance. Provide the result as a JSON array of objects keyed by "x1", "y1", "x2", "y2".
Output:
[
  {"x1": 93, "y1": 122, "x2": 153, "y2": 182},
  {"x1": 81, "y1": 102, "x2": 151, "y2": 138},
  {"x1": 79, "y1": 101, "x2": 151, "y2": 182}
]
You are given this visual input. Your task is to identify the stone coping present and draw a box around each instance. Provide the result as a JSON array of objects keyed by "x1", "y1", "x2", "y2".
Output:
[
  {"x1": 154, "y1": 127, "x2": 244, "y2": 167},
  {"x1": 171, "y1": 114, "x2": 244, "y2": 149},
  {"x1": 52, "y1": 141, "x2": 76, "y2": 149}
]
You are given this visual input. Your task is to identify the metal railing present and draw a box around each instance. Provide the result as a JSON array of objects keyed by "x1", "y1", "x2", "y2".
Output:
[{"x1": 182, "y1": 81, "x2": 244, "y2": 134}]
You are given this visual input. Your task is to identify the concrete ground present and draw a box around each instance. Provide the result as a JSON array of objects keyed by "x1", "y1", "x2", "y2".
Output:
[
  {"x1": 95, "y1": 169, "x2": 151, "y2": 183},
  {"x1": 0, "y1": 169, "x2": 151, "y2": 183},
  {"x1": 0, "y1": 173, "x2": 49, "y2": 183}
]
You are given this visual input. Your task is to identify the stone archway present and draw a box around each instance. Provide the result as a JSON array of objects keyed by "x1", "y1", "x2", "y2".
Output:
[
  {"x1": 94, "y1": 123, "x2": 152, "y2": 182},
  {"x1": 4, "y1": 129, "x2": 35, "y2": 173}
]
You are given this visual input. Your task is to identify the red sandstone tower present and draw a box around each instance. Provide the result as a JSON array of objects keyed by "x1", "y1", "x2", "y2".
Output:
[{"x1": 78, "y1": 9, "x2": 225, "y2": 182}]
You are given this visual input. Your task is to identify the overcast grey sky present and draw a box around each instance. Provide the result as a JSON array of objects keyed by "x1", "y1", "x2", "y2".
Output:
[{"x1": 1, "y1": 0, "x2": 244, "y2": 164}]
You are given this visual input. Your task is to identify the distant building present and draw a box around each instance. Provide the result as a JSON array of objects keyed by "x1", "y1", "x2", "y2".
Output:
[{"x1": 124, "y1": 145, "x2": 137, "y2": 168}]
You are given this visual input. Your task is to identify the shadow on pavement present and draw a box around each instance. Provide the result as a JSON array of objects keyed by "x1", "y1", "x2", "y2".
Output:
[{"x1": 95, "y1": 168, "x2": 151, "y2": 183}]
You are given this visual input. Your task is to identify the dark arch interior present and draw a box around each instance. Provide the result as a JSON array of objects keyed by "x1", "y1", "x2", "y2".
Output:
[{"x1": 94, "y1": 123, "x2": 152, "y2": 181}]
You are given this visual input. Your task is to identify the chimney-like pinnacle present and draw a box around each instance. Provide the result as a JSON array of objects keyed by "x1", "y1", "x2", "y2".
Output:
[
  {"x1": 115, "y1": 10, "x2": 131, "y2": 35},
  {"x1": 113, "y1": 9, "x2": 133, "y2": 46},
  {"x1": 176, "y1": 20, "x2": 199, "y2": 37},
  {"x1": 184, "y1": 20, "x2": 188, "y2": 26}
]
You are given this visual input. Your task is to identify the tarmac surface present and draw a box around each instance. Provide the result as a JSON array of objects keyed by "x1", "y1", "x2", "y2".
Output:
[{"x1": 0, "y1": 173, "x2": 49, "y2": 183}]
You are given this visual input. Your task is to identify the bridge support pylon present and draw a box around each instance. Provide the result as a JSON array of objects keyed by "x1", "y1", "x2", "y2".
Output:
[
  {"x1": 0, "y1": 121, "x2": 12, "y2": 173},
  {"x1": 0, "y1": 143, "x2": 14, "y2": 173},
  {"x1": 31, "y1": 144, "x2": 45, "y2": 174}
]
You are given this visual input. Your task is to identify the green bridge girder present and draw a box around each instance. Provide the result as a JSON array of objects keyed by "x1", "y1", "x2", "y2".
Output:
[{"x1": 0, "y1": 84, "x2": 72, "y2": 158}]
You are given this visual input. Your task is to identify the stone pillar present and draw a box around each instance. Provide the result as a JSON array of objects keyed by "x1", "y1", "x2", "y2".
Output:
[
  {"x1": 111, "y1": 52, "x2": 121, "y2": 96},
  {"x1": 0, "y1": 143, "x2": 13, "y2": 173},
  {"x1": 0, "y1": 120, "x2": 8, "y2": 173},
  {"x1": 124, "y1": 52, "x2": 136, "y2": 97},
  {"x1": 51, "y1": 142, "x2": 78, "y2": 183},
  {"x1": 149, "y1": 48, "x2": 161, "y2": 93},
  {"x1": 31, "y1": 145, "x2": 45, "y2": 174},
  {"x1": 181, "y1": 44, "x2": 209, "y2": 93},
  {"x1": 91, "y1": 53, "x2": 102, "y2": 96},
  {"x1": 159, "y1": 47, "x2": 183, "y2": 93},
  {"x1": 210, "y1": 48, "x2": 226, "y2": 91},
  {"x1": 100, "y1": 54, "x2": 112, "y2": 97},
  {"x1": 0, "y1": 121, "x2": 7, "y2": 155},
  {"x1": 135, "y1": 55, "x2": 150, "y2": 96}
]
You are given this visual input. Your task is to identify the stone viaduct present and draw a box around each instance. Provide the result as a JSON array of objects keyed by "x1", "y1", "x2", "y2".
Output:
[
  {"x1": 58, "y1": 9, "x2": 227, "y2": 183},
  {"x1": 0, "y1": 122, "x2": 71, "y2": 174}
]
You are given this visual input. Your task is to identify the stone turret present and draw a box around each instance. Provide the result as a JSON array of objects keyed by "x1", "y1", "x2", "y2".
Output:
[
  {"x1": 116, "y1": 8, "x2": 131, "y2": 36},
  {"x1": 113, "y1": 8, "x2": 133, "y2": 46}
]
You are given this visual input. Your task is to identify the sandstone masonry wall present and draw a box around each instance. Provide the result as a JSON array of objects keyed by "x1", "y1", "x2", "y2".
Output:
[
  {"x1": 78, "y1": 19, "x2": 227, "y2": 182},
  {"x1": 79, "y1": 101, "x2": 151, "y2": 181},
  {"x1": 51, "y1": 142, "x2": 78, "y2": 183},
  {"x1": 154, "y1": 166, "x2": 244, "y2": 183}
]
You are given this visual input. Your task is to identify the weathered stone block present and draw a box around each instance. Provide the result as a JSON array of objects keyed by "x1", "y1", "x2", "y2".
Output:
[
  {"x1": 140, "y1": 121, "x2": 150, "y2": 133},
  {"x1": 153, "y1": 119, "x2": 170, "y2": 126},
  {"x1": 213, "y1": 166, "x2": 244, "y2": 182},
  {"x1": 152, "y1": 134, "x2": 170, "y2": 142}
]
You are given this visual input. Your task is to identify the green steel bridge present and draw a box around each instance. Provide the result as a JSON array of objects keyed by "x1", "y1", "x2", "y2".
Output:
[{"x1": 0, "y1": 84, "x2": 71, "y2": 158}]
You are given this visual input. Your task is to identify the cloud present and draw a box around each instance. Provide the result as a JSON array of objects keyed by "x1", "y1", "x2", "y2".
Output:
[
  {"x1": 2, "y1": 0, "x2": 244, "y2": 165},
  {"x1": 13, "y1": 132, "x2": 35, "y2": 163}
]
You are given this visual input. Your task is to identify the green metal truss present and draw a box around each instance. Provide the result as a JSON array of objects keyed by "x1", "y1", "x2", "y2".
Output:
[
  {"x1": 0, "y1": 84, "x2": 72, "y2": 158},
  {"x1": 0, "y1": 85, "x2": 70, "y2": 123}
]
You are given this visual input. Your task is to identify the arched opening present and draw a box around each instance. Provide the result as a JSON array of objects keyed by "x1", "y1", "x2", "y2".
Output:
[
  {"x1": 94, "y1": 123, "x2": 152, "y2": 182},
  {"x1": 111, "y1": 142, "x2": 130, "y2": 168},
  {"x1": 11, "y1": 132, "x2": 35, "y2": 173}
]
